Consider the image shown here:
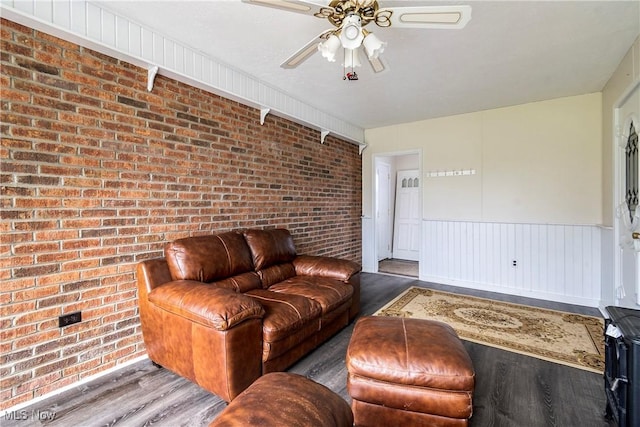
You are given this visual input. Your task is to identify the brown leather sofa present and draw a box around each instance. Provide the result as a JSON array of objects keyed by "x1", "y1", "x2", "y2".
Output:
[{"x1": 137, "y1": 228, "x2": 361, "y2": 402}]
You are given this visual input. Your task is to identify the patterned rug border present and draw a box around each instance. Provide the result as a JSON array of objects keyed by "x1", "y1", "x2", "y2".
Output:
[{"x1": 374, "y1": 286, "x2": 605, "y2": 374}]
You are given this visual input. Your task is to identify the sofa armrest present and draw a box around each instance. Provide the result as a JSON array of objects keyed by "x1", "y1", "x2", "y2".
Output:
[
  {"x1": 293, "y1": 255, "x2": 362, "y2": 282},
  {"x1": 148, "y1": 281, "x2": 265, "y2": 331}
]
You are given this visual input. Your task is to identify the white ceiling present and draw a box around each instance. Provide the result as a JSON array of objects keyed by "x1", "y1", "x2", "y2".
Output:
[{"x1": 94, "y1": 0, "x2": 639, "y2": 130}]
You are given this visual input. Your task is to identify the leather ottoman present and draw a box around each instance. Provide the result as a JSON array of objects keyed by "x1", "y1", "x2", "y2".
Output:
[
  {"x1": 346, "y1": 316, "x2": 475, "y2": 427},
  {"x1": 209, "y1": 372, "x2": 353, "y2": 427}
]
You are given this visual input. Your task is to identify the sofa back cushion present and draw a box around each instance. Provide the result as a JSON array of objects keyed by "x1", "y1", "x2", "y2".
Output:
[
  {"x1": 165, "y1": 232, "x2": 257, "y2": 287},
  {"x1": 243, "y1": 229, "x2": 297, "y2": 288},
  {"x1": 258, "y1": 264, "x2": 297, "y2": 289},
  {"x1": 243, "y1": 229, "x2": 297, "y2": 270}
]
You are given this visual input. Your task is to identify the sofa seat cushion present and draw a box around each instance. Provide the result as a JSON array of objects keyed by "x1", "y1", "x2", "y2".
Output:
[
  {"x1": 268, "y1": 277, "x2": 353, "y2": 315},
  {"x1": 245, "y1": 289, "x2": 322, "y2": 362},
  {"x1": 149, "y1": 281, "x2": 265, "y2": 331},
  {"x1": 245, "y1": 289, "x2": 321, "y2": 343}
]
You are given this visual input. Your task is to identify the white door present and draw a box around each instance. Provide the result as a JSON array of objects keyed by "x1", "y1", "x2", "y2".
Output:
[
  {"x1": 615, "y1": 82, "x2": 640, "y2": 308},
  {"x1": 393, "y1": 170, "x2": 420, "y2": 261},
  {"x1": 376, "y1": 161, "x2": 392, "y2": 261}
]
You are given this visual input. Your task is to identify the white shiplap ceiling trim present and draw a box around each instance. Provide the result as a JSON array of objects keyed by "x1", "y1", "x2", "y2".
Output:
[{"x1": 0, "y1": 0, "x2": 366, "y2": 146}]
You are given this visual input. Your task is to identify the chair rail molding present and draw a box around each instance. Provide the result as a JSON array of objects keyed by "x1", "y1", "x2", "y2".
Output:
[{"x1": 0, "y1": 0, "x2": 364, "y2": 145}]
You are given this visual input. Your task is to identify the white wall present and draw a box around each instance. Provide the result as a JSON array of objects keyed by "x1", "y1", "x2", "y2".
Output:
[
  {"x1": 364, "y1": 93, "x2": 603, "y2": 224},
  {"x1": 363, "y1": 93, "x2": 604, "y2": 306}
]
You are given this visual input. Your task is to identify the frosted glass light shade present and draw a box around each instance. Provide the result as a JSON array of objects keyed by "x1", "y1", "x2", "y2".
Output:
[
  {"x1": 318, "y1": 35, "x2": 341, "y2": 62},
  {"x1": 363, "y1": 33, "x2": 386, "y2": 59}
]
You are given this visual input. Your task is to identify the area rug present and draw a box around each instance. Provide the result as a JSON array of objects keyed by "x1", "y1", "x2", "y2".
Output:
[{"x1": 374, "y1": 286, "x2": 605, "y2": 373}]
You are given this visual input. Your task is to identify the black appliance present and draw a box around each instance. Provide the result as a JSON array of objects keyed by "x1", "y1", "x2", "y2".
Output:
[{"x1": 604, "y1": 306, "x2": 640, "y2": 427}]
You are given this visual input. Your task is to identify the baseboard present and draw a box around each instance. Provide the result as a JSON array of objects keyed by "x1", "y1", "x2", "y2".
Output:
[
  {"x1": 3, "y1": 355, "x2": 149, "y2": 415},
  {"x1": 420, "y1": 275, "x2": 601, "y2": 308}
]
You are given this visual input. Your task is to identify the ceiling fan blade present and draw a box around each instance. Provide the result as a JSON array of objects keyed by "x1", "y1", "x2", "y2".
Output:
[
  {"x1": 368, "y1": 56, "x2": 386, "y2": 73},
  {"x1": 242, "y1": 0, "x2": 325, "y2": 16},
  {"x1": 281, "y1": 31, "x2": 332, "y2": 69},
  {"x1": 383, "y1": 5, "x2": 472, "y2": 29}
]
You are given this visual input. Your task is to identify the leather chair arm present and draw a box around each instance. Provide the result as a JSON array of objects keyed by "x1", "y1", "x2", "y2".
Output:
[
  {"x1": 293, "y1": 255, "x2": 362, "y2": 282},
  {"x1": 148, "y1": 280, "x2": 265, "y2": 331}
]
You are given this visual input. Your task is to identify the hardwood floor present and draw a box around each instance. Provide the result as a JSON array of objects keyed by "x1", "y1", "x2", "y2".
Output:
[{"x1": 3, "y1": 273, "x2": 612, "y2": 427}]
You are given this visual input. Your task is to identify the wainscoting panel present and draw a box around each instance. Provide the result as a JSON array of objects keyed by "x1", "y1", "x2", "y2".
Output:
[{"x1": 422, "y1": 221, "x2": 602, "y2": 306}]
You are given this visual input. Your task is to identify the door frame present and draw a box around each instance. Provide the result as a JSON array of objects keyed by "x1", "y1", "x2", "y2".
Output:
[
  {"x1": 375, "y1": 159, "x2": 392, "y2": 261},
  {"x1": 613, "y1": 79, "x2": 640, "y2": 307},
  {"x1": 372, "y1": 149, "x2": 422, "y2": 274}
]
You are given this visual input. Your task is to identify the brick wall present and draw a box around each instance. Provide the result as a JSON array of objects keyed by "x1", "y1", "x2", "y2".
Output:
[{"x1": 0, "y1": 18, "x2": 362, "y2": 409}]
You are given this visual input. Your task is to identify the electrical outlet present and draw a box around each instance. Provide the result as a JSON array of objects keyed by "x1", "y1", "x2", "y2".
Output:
[
  {"x1": 59, "y1": 311, "x2": 81, "y2": 328},
  {"x1": 512, "y1": 260, "x2": 517, "y2": 267}
]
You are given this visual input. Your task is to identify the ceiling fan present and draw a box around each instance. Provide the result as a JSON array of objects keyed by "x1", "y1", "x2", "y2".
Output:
[{"x1": 242, "y1": 0, "x2": 471, "y2": 78}]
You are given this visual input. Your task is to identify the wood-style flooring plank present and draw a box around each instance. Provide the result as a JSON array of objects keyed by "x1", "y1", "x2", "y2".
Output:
[{"x1": 3, "y1": 272, "x2": 612, "y2": 427}]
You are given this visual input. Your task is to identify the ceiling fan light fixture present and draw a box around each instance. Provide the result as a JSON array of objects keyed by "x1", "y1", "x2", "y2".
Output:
[
  {"x1": 318, "y1": 34, "x2": 341, "y2": 62},
  {"x1": 362, "y1": 32, "x2": 386, "y2": 59},
  {"x1": 339, "y1": 14, "x2": 364, "y2": 49},
  {"x1": 245, "y1": 0, "x2": 473, "y2": 78}
]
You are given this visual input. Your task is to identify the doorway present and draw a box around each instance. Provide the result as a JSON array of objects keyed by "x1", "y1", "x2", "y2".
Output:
[{"x1": 374, "y1": 152, "x2": 421, "y2": 278}]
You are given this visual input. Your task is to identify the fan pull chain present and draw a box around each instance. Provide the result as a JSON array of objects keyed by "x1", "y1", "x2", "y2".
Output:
[{"x1": 344, "y1": 49, "x2": 358, "y2": 81}]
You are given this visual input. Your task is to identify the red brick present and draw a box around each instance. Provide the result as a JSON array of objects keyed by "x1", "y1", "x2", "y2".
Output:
[
  {"x1": 1, "y1": 277, "x2": 35, "y2": 292},
  {"x1": 34, "y1": 375, "x2": 77, "y2": 397},
  {"x1": 35, "y1": 47, "x2": 78, "y2": 69},
  {"x1": 15, "y1": 372, "x2": 62, "y2": 395},
  {"x1": 61, "y1": 259, "x2": 100, "y2": 271},
  {"x1": 0, "y1": 372, "x2": 33, "y2": 390},
  {"x1": 34, "y1": 355, "x2": 78, "y2": 377},
  {"x1": 11, "y1": 307, "x2": 59, "y2": 327},
  {"x1": 62, "y1": 358, "x2": 101, "y2": 376},
  {"x1": 36, "y1": 271, "x2": 81, "y2": 287},
  {"x1": 13, "y1": 285, "x2": 60, "y2": 303},
  {"x1": 36, "y1": 30, "x2": 79, "y2": 51},
  {"x1": 0, "y1": 327, "x2": 37, "y2": 351}
]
